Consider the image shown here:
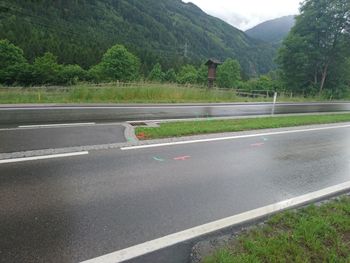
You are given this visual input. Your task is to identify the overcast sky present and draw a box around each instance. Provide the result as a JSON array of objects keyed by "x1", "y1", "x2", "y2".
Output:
[{"x1": 182, "y1": 0, "x2": 301, "y2": 30}]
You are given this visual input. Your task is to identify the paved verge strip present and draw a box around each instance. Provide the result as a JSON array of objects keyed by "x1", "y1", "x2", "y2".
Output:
[{"x1": 81, "y1": 181, "x2": 350, "y2": 263}]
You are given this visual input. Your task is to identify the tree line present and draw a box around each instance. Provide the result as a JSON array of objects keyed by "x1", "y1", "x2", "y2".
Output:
[
  {"x1": 277, "y1": 0, "x2": 350, "y2": 98},
  {"x1": 0, "y1": 0, "x2": 275, "y2": 76},
  {"x1": 0, "y1": 39, "x2": 247, "y2": 88},
  {"x1": 1, "y1": 0, "x2": 349, "y2": 98}
]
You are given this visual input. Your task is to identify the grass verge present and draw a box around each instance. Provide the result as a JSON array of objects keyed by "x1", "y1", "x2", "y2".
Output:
[
  {"x1": 0, "y1": 83, "x2": 324, "y2": 104},
  {"x1": 0, "y1": 83, "x2": 254, "y2": 104},
  {"x1": 204, "y1": 196, "x2": 350, "y2": 263},
  {"x1": 135, "y1": 113, "x2": 350, "y2": 139}
]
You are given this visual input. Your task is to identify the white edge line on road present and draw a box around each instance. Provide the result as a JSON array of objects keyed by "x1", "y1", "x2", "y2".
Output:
[
  {"x1": 18, "y1": 123, "x2": 96, "y2": 128},
  {"x1": 121, "y1": 124, "x2": 350, "y2": 150},
  {"x1": 1, "y1": 102, "x2": 350, "y2": 110},
  {"x1": 80, "y1": 180, "x2": 350, "y2": 263},
  {"x1": 0, "y1": 151, "x2": 89, "y2": 164}
]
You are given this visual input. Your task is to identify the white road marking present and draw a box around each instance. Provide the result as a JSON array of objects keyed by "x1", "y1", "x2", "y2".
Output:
[
  {"x1": 0, "y1": 105, "x2": 267, "y2": 110},
  {"x1": 124, "y1": 112, "x2": 350, "y2": 125},
  {"x1": 121, "y1": 124, "x2": 350, "y2": 150},
  {"x1": 18, "y1": 123, "x2": 96, "y2": 128},
  {"x1": 80, "y1": 181, "x2": 350, "y2": 263},
  {"x1": 0, "y1": 151, "x2": 89, "y2": 164},
  {"x1": 1, "y1": 102, "x2": 349, "y2": 111}
]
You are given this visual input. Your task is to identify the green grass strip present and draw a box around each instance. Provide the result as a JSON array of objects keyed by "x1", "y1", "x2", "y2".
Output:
[
  {"x1": 0, "y1": 83, "x2": 326, "y2": 104},
  {"x1": 135, "y1": 113, "x2": 350, "y2": 139},
  {"x1": 204, "y1": 196, "x2": 350, "y2": 263}
]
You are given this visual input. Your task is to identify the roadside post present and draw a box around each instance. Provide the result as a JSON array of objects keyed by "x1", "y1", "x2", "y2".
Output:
[{"x1": 271, "y1": 92, "x2": 277, "y2": 115}]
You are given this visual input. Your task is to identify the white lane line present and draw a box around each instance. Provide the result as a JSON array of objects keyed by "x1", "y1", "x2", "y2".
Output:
[
  {"x1": 0, "y1": 151, "x2": 89, "y2": 164},
  {"x1": 121, "y1": 124, "x2": 350, "y2": 150},
  {"x1": 18, "y1": 123, "x2": 96, "y2": 128},
  {"x1": 1, "y1": 103, "x2": 349, "y2": 110},
  {"x1": 81, "y1": 181, "x2": 350, "y2": 263},
  {"x1": 0, "y1": 105, "x2": 268, "y2": 110}
]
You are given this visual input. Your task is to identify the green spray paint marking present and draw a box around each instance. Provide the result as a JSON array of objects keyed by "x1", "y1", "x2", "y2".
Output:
[{"x1": 153, "y1": 157, "x2": 165, "y2": 162}]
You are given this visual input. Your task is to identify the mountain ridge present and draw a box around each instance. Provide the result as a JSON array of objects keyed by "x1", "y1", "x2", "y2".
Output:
[
  {"x1": 0, "y1": 0, "x2": 276, "y2": 75},
  {"x1": 245, "y1": 15, "x2": 296, "y2": 44}
]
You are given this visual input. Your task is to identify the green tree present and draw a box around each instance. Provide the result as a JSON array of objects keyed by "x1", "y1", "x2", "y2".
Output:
[
  {"x1": 0, "y1": 39, "x2": 26, "y2": 68},
  {"x1": 164, "y1": 68, "x2": 177, "y2": 83},
  {"x1": 176, "y1": 65, "x2": 198, "y2": 84},
  {"x1": 197, "y1": 64, "x2": 208, "y2": 86},
  {"x1": 96, "y1": 44, "x2": 140, "y2": 82},
  {"x1": 216, "y1": 59, "x2": 241, "y2": 88},
  {"x1": 32, "y1": 52, "x2": 61, "y2": 85},
  {"x1": 0, "y1": 39, "x2": 28, "y2": 85},
  {"x1": 277, "y1": 0, "x2": 350, "y2": 95},
  {"x1": 148, "y1": 63, "x2": 164, "y2": 82}
]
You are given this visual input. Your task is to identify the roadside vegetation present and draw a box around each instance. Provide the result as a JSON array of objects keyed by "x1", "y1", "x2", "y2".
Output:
[
  {"x1": 1, "y1": 0, "x2": 350, "y2": 103},
  {"x1": 0, "y1": 0, "x2": 349, "y2": 105},
  {"x1": 0, "y1": 83, "x2": 326, "y2": 104},
  {"x1": 135, "y1": 113, "x2": 350, "y2": 139},
  {"x1": 204, "y1": 196, "x2": 350, "y2": 263}
]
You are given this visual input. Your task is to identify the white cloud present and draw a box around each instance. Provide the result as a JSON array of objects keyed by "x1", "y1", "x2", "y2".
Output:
[{"x1": 182, "y1": 0, "x2": 301, "y2": 30}]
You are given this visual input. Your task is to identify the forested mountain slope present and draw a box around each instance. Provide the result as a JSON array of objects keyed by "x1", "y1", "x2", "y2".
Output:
[
  {"x1": 0, "y1": 0, "x2": 276, "y2": 75},
  {"x1": 246, "y1": 15, "x2": 295, "y2": 44}
]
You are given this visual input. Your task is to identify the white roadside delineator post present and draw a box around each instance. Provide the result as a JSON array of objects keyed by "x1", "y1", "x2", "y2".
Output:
[{"x1": 271, "y1": 92, "x2": 277, "y2": 115}]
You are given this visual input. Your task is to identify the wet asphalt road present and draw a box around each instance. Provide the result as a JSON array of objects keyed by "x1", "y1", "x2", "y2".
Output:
[
  {"x1": 1, "y1": 126, "x2": 350, "y2": 262},
  {"x1": 1, "y1": 102, "x2": 350, "y2": 127},
  {"x1": 0, "y1": 124, "x2": 125, "y2": 153}
]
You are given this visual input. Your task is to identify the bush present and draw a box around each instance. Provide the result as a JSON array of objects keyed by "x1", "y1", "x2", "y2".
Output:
[
  {"x1": 164, "y1": 68, "x2": 177, "y2": 83},
  {"x1": 58, "y1": 65, "x2": 87, "y2": 85},
  {"x1": 177, "y1": 65, "x2": 198, "y2": 84},
  {"x1": 148, "y1": 63, "x2": 165, "y2": 82},
  {"x1": 216, "y1": 58, "x2": 241, "y2": 88},
  {"x1": 197, "y1": 64, "x2": 208, "y2": 85},
  {"x1": 237, "y1": 75, "x2": 284, "y2": 92},
  {"x1": 95, "y1": 44, "x2": 140, "y2": 82}
]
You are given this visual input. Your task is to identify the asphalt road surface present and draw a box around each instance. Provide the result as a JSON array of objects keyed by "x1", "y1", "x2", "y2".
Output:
[
  {"x1": 0, "y1": 124, "x2": 126, "y2": 153},
  {"x1": 1, "y1": 125, "x2": 350, "y2": 262},
  {"x1": 1, "y1": 102, "x2": 350, "y2": 126}
]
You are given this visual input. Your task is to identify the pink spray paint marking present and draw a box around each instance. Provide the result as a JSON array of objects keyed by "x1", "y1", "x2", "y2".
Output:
[
  {"x1": 251, "y1": 142, "x2": 265, "y2": 147},
  {"x1": 174, "y1": 156, "x2": 191, "y2": 161}
]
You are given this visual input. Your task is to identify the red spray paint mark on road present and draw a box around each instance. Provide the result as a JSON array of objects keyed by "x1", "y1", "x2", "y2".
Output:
[{"x1": 174, "y1": 156, "x2": 191, "y2": 161}]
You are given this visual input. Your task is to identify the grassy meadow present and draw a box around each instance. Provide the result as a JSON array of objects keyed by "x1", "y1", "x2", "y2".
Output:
[{"x1": 0, "y1": 83, "x2": 324, "y2": 104}]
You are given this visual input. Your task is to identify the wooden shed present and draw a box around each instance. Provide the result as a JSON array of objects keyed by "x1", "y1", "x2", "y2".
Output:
[{"x1": 205, "y1": 59, "x2": 222, "y2": 88}]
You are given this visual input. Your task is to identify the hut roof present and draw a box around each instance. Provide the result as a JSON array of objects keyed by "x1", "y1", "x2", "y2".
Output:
[{"x1": 205, "y1": 58, "x2": 222, "y2": 65}]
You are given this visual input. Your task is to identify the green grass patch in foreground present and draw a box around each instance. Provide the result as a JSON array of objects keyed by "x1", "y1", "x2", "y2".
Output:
[
  {"x1": 204, "y1": 196, "x2": 350, "y2": 263},
  {"x1": 135, "y1": 113, "x2": 350, "y2": 139}
]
